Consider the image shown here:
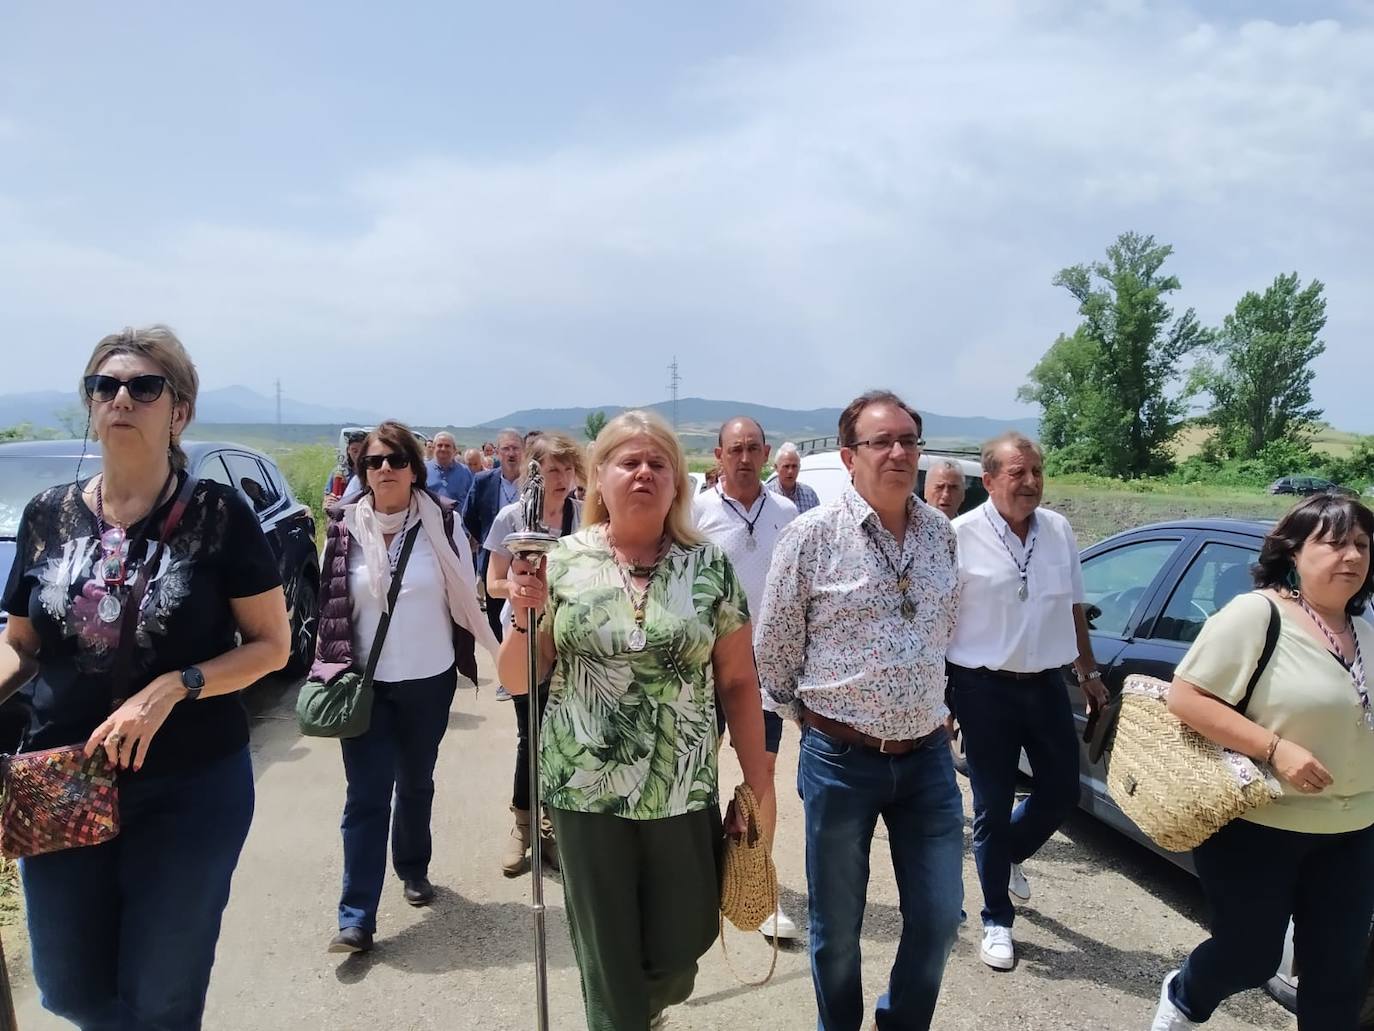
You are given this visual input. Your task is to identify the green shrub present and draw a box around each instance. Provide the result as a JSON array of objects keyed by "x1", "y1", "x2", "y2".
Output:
[{"x1": 278, "y1": 444, "x2": 337, "y2": 550}]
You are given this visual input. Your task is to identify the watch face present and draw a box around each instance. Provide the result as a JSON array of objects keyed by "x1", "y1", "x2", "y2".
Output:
[{"x1": 183, "y1": 667, "x2": 206, "y2": 690}]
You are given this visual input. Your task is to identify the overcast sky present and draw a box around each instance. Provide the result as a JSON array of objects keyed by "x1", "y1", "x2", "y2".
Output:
[{"x1": 3, "y1": 1, "x2": 1371, "y2": 430}]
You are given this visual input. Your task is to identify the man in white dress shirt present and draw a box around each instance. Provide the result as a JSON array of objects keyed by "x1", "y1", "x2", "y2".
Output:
[
  {"x1": 947, "y1": 431, "x2": 1107, "y2": 971},
  {"x1": 694, "y1": 415, "x2": 799, "y2": 940}
]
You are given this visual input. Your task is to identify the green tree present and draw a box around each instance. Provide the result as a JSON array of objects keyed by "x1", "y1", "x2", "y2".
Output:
[
  {"x1": 584, "y1": 409, "x2": 607, "y2": 442},
  {"x1": 1023, "y1": 232, "x2": 1208, "y2": 477},
  {"x1": 54, "y1": 404, "x2": 87, "y2": 438},
  {"x1": 1191, "y1": 273, "x2": 1326, "y2": 459}
]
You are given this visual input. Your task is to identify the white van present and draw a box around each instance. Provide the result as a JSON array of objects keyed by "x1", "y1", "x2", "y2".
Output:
[{"x1": 797, "y1": 449, "x2": 986, "y2": 515}]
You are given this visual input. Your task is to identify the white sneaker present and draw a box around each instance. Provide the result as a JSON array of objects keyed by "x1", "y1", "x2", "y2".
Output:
[
  {"x1": 1150, "y1": 971, "x2": 1197, "y2": 1030},
  {"x1": 495, "y1": 684, "x2": 512, "y2": 702},
  {"x1": 649, "y1": 1010, "x2": 671, "y2": 1029},
  {"x1": 980, "y1": 925, "x2": 1014, "y2": 970},
  {"x1": 759, "y1": 903, "x2": 800, "y2": 940},
  {"x1": 1009, "y1": 862, "x2": 1031, "y2": 902}
]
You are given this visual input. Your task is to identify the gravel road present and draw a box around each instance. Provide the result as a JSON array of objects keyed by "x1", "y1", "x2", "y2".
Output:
[{"x1": 3, "y1": 658, "x2": 1294, "y2": 1031}]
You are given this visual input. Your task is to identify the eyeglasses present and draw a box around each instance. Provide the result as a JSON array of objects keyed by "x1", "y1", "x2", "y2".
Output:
[
  {"x1": 848, "y1": 435, "x2": 924, "y2": 454},
  {"x1": 83, "y1": 374, "x2": 168, "y2": 404},
  {"x1": 361, "y1": 453, "x2": 412, "y2": 471}
]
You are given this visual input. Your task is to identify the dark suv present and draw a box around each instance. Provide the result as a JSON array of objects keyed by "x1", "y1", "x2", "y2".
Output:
[
  {"x1": 1269, "y1": 475, "x2": 1357, "y2": 497},
  {"x1": 0, "y1": 440, "x2": 319, "y2": 721}
]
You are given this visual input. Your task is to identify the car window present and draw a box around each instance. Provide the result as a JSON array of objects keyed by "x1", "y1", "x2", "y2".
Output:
[
  {"x1": 195, "y1": 454, "x2": 235, "y2": 489},
  {"x1": 1081, "y1": 539, "x2": 1181, "y2": 637},
  {"x1": 223, "y1": 453, "x2": 279, "y2": 514},
  {"x1": 1150, "y1": 542, "x2": 1257, "y2": 644}
]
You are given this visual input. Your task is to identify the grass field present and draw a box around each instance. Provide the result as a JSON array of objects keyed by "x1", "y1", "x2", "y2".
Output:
[
  {"x1": 1171, "y1": 421, "x2": 1364, "y2": 460},
  {"x1": 1046, "y1": 479, "x2": 1292, "y2": 545}
]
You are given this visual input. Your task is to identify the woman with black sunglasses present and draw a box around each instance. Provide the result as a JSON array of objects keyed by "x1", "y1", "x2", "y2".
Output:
[
  {"x1": 313, "y1": 420, "x2": 498, "y2": 954},
  {"x1": 0, "y1": 325, "x2": 292, "y2": 1030}
]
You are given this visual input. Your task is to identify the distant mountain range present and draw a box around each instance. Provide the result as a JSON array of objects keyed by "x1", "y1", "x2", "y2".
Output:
[
  {"x1": 0, "y1": 386, "x2": 380, "y2": 429},
  {"x1": 0, "y1": 387, "x2": 1037, "y2": 446},
  {"x1": 484, "y1": 397, "x2": 1038, "y2": 444}
]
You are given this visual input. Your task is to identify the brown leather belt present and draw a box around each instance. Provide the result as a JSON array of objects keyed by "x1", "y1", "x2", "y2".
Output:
[{"x1": 800, "y1": 708, "x2": 946, "y2": 755}]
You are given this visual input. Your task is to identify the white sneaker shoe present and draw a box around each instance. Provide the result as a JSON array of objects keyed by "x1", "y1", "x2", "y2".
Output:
[
  {"x1": 494, "y1": 684, "x2": 512, "y2": 702},
  {"x1": 1150, "y1": 971, "x2": 1197, "y2": 1030},
  {"x1": 980, "y1": 925, "x2": 1014, "y2": 970},
  {"x1": 1009, "y1": 862, "x2": 1031, "y2": 902},
  {"x1": 759, "y1": 903, "x2": 800, "y2": 940}
]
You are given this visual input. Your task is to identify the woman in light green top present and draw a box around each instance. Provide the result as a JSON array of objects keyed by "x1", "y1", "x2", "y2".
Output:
[
  {"x1": 1150, "y1": 495, "x2": 1374, "y2": 1030},
  {"x1": 499, "y1": 409, "x2": 774, "y2": 1031}
]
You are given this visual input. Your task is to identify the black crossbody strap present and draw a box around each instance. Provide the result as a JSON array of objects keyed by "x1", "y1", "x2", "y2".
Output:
[
  {"x1": 360, "y1": 523, "x2": 421, "y2": 690},
  {"x1": 1238, "y1": 596, "x2": 1281, "y2": 715},
  {"x1": 561, "y1": 495, "x2": 575, "y2": 537}
]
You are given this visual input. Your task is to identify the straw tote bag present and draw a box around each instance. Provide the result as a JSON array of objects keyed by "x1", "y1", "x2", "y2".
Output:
[
  {"x1": 1106, "y1": 596, "x2": 1283, "y2": 853},
  {"x1": 718, "y1": 783, "x2": 779, "y2": 985}
]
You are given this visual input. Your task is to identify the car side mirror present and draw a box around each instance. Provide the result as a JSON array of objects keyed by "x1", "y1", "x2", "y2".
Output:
[{"x1": 1085, "y1": 603, "x2": 1103, "y2": 628}]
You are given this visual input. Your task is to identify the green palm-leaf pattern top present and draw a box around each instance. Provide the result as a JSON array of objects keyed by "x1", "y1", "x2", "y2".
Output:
[{"x1": 540, "y1": 524, "x2": 748, "y2": 819}]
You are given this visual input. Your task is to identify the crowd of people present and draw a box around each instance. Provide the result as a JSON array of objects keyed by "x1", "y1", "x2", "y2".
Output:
[{"x1": 0, "y1": 326, "x2": 1371, "y2": 1031}]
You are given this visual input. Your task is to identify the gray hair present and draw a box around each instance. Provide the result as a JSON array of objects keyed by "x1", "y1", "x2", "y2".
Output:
[
  {"x1": 980, "y1": 431, "x2": 1043, "y2": 476},
  {"x1": 496, "y1": 428, "x2": 523, "y2": 446},
  {"x1": 928, "y1": 458, "x2": 963, "y2": 479},
  {"x1": 432, "y1": 431, "x2": 457, "y2": 446},
  {"x1": 776, "y1": 442, "x2": 801, "y2": 461}
]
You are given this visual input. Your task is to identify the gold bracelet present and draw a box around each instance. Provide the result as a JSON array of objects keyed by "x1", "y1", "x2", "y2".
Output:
[{"x1": 1264, "y1": 733, "x2": 1280, "y2": 764}]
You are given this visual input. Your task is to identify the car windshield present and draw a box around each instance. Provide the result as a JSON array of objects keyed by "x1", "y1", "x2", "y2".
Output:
[{"x1": 0, "y1": 454, "x2": 99, "y2": 538}]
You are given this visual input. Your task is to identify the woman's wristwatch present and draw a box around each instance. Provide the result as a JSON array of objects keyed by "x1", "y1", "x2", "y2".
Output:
[{"x1": 180, "y1": 666, "x2": 205, "y2": 701}]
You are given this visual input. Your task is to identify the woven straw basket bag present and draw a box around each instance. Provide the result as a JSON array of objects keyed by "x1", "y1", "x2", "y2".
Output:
[
  {"x1": 1107, "y1": 674, "x2": 1282, "y2": 852},
  {"x1": 719, "y1": 783, "x2": 779, "y2": 985}
]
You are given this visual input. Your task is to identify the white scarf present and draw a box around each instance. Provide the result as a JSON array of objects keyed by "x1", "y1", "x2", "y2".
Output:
[{"x1": 345, "y1": 490, "x2": 499, "y2": 659}]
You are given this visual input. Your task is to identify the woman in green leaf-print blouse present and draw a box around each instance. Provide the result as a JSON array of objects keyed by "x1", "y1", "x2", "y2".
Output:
[{"x1": 500, "y1": 409, "x2": 775, "y2": 1031}]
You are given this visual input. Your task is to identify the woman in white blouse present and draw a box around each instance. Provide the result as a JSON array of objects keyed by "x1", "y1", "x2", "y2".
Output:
[{"x1": 318, "y1": 421, "x2": 498, "y2": 955}]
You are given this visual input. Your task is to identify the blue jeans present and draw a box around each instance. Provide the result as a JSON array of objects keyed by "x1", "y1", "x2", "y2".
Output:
[
  {"x1": 338, "y1": 666, "x2": 456, "y2": 932},
  {"x1": 20, "y1": 746, "x2": 255, "y2": 1031},
  {"x1": 950, "y1": 666, "x2": 1079, "y2": 929},
  {"x1": 1171, "y1": 817, "x2": 1374, "y2": 1027},
  {"x1": 798, "y1": 725, "x2": 964, "y2": 1031}
]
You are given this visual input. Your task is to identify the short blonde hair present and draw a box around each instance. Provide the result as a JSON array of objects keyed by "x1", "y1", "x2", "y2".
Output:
[
  {"x1": 528, "y1": 431, "x2": 586, "y2": 485},
  {"x1": 583, "y1": 410, "x2": 701, "y2": 547},
  {"x1": 83, "y1": 325, "x2": 199, "y2": 471}
]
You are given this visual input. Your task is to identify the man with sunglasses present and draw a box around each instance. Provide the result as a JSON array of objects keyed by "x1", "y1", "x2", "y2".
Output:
[
  {"x1": 755, "y1": 390, "x2": 964, "y2": 1031},
  {"x1": 462, "y1": 429, "x2": 526, "y2": 643},
  {"x1": 946, "y1": 432, "x2": 1105, "y2": 972}
]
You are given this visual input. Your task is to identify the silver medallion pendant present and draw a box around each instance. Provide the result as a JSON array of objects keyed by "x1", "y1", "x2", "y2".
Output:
[
  {"x1": 901, "y1": 598, "x2": 915, "y2": 621},
  {"x1": 1017, "y1": 579, "x2": 1029, "y2": 601},
  {"x1": 97, "y1": 591, "x2": 123, "y2": 624},
  {"x1": 745, "y1": 534, "x2": 758, "y2": 552},
  {"x1": 628, "y1": 626, "x2": 647, "y2": 652}
]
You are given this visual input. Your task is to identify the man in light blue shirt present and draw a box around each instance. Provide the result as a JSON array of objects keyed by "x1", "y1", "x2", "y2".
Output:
[
  {"x1": 765, "y1": 441, "x2": 820, "y2": 513},
  {"x1": 426, "y1": 431, "x2": 474, "y2": 510}
]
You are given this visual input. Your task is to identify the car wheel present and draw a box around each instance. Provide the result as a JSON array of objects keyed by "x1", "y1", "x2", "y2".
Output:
[
  {"x1": 285, "y1": 573, "x2": 318, "y2": 677},
  {"x1": 1264, "y1": 973, "x2": 1297, "y2": 1016}
]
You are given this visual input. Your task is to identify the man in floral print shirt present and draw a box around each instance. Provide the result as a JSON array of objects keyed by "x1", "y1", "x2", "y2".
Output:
[{"x1": 755, "y1": 390, "x2": 964, "y2": 1031}]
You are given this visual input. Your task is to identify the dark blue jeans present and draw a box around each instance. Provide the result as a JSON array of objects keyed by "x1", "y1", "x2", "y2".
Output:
[
  {"x1": 1171, "y1": 817, "x2": 1374, "y2": 1027},
  {"x1": 20, "y1": 745, "x2": 255, "y2": 1031},
  {"x1": 798, "y1": 725, "x2": 964, "y2": 1031},
  {"x1": 338, "y1": 665, "x2": 457, "y2": 932},
  {"x1": 950, "y1": 666, "x2": 1079, "y2": 929}
]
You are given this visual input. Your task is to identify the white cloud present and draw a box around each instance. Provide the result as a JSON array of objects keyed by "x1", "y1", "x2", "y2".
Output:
[{"x1": 1, "y1": 2, "x2": 1371, "y2": 429}]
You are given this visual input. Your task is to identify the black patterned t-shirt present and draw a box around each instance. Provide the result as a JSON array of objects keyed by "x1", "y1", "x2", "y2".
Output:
[{"x1": 2, "y1": 472, "x2": 281, "y2": 777}]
